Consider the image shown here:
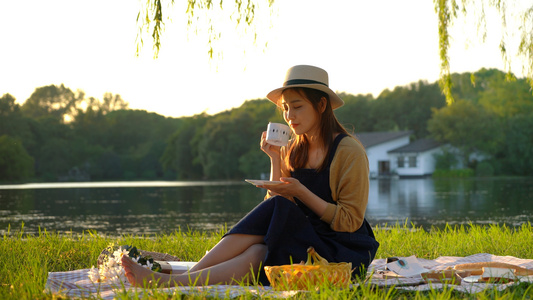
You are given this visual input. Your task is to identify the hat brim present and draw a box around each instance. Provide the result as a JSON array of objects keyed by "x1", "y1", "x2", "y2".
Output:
[{"x1": 267, "y1": 84, "x2": 344, "y2": 110}]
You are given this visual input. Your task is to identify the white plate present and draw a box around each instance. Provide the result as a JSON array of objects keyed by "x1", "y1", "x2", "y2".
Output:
[{"x1": 245, "y1": 179, "x2": 283, "y2": 186}]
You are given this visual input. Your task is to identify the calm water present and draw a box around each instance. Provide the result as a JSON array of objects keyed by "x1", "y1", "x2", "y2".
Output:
[{"x1": 0, "y1": 178, "x2": 531, "y2": 236}]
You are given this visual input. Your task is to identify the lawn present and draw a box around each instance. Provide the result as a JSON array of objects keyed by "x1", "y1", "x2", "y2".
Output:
[{"x1": 1, "y1": 223, "x2": 532, "y2": 299}]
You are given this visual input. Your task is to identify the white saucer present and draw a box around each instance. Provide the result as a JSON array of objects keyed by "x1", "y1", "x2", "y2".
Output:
[{"x1": 245, "y1": 179, "x2": 283, "y2": 186}]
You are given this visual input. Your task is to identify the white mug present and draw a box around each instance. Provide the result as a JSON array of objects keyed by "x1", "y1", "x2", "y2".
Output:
[{"x1": 266, "y1": 122, "x2": 290, "y2": 146}]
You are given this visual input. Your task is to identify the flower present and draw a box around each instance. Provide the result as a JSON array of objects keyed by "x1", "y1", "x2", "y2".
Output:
[
  {"x1": 88, "y1": 244, "x2": 162, "y2": 285},
  {"x1": 107, "y1": 257, "x2": 117, "y2": 268},
  {"x1": 113, "y1": 248, "x2": 129, "y2": 259},
  {"x1": 88, "y1": 266, "x2": 100, "y2": 283}
]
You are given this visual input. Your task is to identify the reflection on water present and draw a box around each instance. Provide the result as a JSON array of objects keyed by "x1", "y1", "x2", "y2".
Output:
[
  {"x1": 1, "y1": 178, "x2": 532, "y2": 235},
  {"x1": 367, "y1": 177, "x2": 532, "y2": 228},
  {"x1": 0, "y1": 182, "x2": 264, "y2": 236}
]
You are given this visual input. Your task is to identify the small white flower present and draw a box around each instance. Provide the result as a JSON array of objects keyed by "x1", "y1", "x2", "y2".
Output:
[
  {"x1": 113, "y1": 248, "x2": 129, "y2": 259},
  {"x1": 107, "y1": 257, "x2": 117, "y2": 268},
  {"x1": 91, "y1": 245, "x2": 145, "y2": 285},
  {"x1": 88, "y1": 266, "x2": 101, "y2": 283},
  {"x1": 101, "y1": 268, "x2": 112, "y2": 280}
]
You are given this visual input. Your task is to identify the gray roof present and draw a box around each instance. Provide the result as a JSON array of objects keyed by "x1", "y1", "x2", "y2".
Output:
[
  {"x1": 355, "y1": 131, "x2": 412, "y2": 148},
  {"x1": 388, "y1": 138, "x2": 442, "y2": 153}
]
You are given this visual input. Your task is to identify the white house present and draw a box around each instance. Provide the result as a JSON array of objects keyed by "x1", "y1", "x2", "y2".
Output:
[
  {"x1": 356, "y1": 131, "x2": 412, "y2": 178},
  {"x1": 388, "y1": 139, "x2": 443, "y2": 177},
  {"x1": 356, "y1": 131, "x2": 444, "y2": 178}
]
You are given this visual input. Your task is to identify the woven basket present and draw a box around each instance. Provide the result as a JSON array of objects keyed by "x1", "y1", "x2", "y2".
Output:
[
  {"x1": 97, "y1": 248, "x2": 181, "y2": 266},
  {"x1": 264, "y1": 247, "x2": 352, "y2": 290}
]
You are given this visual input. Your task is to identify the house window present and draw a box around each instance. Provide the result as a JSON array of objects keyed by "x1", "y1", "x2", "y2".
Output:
[
  {"x1": 408, "y1": 156, "x2": 417, "y2": 168},
  {"x1": 397, "y1": 156, "x2": 405, "y2": 168}
]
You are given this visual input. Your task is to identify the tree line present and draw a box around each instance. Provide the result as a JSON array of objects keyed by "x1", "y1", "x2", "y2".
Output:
[{"x1": 1, "y1": 68, "x2": 532, "y2": 182}]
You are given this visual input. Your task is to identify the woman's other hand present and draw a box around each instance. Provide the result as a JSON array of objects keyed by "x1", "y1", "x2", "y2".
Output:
[{"x1": 260, "y1": 131, "x2": 281, "y2": 159}]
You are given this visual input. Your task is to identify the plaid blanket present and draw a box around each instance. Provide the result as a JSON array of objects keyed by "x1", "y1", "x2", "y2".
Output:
[
  {"x1": 367, "y1": 253, "x2": 533, "y2": 293},
  {"x1": 45, "y1": 253, "x2": 533, "y2": 298},
  {"x1": 44, "y1": 271, "x2": 297, "y2": 299}
]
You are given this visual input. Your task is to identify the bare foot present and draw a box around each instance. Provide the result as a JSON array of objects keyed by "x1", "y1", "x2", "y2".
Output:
[{"x1": 121, "y1": 255, "x2": 170, "y2": 287}]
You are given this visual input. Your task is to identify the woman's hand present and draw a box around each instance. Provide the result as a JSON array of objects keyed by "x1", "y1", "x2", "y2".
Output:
[
  {"x1": 259, "y1": 177, "x2": 306, "y2": 199},
  {"x1": 260, "y1": 177, "x2": 328, "y2": 218},
  {"x1": 260, "y1": 131, "x2": 281, "y2": 160}
]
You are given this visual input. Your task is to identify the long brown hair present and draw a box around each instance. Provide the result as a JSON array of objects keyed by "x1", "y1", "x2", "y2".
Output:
[{"x1": 282, "y1": 87, "x2": 349, "y2": 172}]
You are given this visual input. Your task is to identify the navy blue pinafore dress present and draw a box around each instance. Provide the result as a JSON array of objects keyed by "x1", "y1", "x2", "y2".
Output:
[{"x1": 226, "y1": 134, "x2": 379, "y2": 285}]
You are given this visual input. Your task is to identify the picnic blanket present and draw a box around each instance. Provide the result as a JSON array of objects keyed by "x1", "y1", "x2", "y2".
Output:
[
  {"x1": 45, "y1": 253, "x2": 533, "y2": 299},
  {"x1": 367, "y1": 253, "x2": 533, "y2": 294}
]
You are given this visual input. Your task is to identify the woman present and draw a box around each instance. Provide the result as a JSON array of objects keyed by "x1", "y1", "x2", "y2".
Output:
[{"x1": 122, "y1": 65, "x2": 379, "y2": 287}]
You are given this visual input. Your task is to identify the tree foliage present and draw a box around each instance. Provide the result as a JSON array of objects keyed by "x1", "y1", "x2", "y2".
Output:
[
  {"x1": 0, "y1": 93, "x2": 32, "y2": 141},
  {"x1": 190, "y1": 99, "x2": 280, "y2": 179},
  {"x1": 429, "y1": 68, "x2": 533, "y2": 173},
  {"x1": 160, "y1": 114, "x2": 208, "y2": 179},
  {"x1": 1, "y1": 69, "x2": 531, "y2": 182},
  {"x1": 502, "y1": 114, "x2": 533, "y2": 175},
  {"x1": 0, "y1": 135, "x2": 34, "y2": 181},
  {"x1": 0, "y1": 88, "x2": 139, "y2": 182},
  {"x1": 336, "y1": 81, "x2": 447, "y2": 138},
  {"x1": 428, "y1": 99, "x2": 502, "y2": 166},
  {"x1": 435, "y1": 0, "x2": 533, "y2": 104},
  {"x1": 21, "y1": 84, "x2": 84, "y2": 123}
]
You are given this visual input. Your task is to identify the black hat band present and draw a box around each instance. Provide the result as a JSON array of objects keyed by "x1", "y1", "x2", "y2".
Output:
[{"x1": 284, "y1": 79, "x2": 328, "y2": 87}]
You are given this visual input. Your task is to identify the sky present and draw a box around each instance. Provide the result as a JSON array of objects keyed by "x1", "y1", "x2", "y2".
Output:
[{"x1": 0, "y1": 0, "x2": 527, "y2": 118}]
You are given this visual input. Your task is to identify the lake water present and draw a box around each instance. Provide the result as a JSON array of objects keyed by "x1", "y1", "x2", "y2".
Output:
[{"x1": 1, "y1": 178, "x2": 531, "y2": 236}]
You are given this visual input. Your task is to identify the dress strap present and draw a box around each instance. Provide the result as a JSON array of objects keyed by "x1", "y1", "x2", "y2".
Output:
[{"x1": 327, "y1": 133, "x2": 348, "y2": 164}]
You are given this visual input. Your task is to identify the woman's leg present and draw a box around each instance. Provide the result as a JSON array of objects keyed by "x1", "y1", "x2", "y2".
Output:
[
  {"x1": 188, "y1": 234, "x2": 265, "y2": 272},
  {"x1": 122, "y1": 243, "x2": 267, "y2": 287}
]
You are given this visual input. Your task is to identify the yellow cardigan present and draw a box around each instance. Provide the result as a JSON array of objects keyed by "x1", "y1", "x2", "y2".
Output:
[{"x1": 267, "y1": 135, "x2": 369, "y2": 232}]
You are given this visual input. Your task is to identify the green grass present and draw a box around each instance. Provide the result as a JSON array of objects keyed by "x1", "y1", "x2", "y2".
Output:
[{"x1": 1, "y1": 223, "x2": 532, "y2": 299}]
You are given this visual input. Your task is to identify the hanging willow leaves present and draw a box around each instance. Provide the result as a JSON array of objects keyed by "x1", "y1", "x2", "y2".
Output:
[
  {"x1": 435, "y1": 0, "x2": 533, "y2": 104},
  {"x1": 136, "y1": 0, "x2": 275, "y2": 59},
  {"x1": 136, "y1": 0, "x2": 533, "y2": 105}
]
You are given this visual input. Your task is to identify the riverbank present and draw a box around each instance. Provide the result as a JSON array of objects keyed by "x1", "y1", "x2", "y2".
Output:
[{"x1": 1, "y1": 223, "x2": 532, "y2": 299}]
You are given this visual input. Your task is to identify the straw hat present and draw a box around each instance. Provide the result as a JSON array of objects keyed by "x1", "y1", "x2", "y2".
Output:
[{"x1": 267, "y1": 65, "x2": 344, "y2": 109}]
